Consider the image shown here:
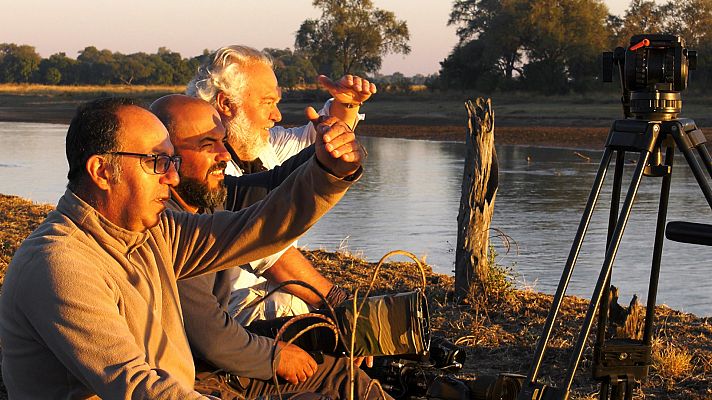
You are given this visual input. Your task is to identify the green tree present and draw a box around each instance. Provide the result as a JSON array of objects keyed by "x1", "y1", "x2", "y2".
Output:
[
  {"x1": 39, "y1": 53, "x2": 78, "y2": 84},
  {"x1": 611, "y1": 0, "x2": 667, "y2": 47},
  {"x1": 295, "y1": 0, "x2": 410, "y2": 76},
  {"x1": 446, "y1": 0, "x2": 609, "y2": 92},
  {"x1": 449, "y1": 0, "x2": 528, "y2": 80},
  {"x1": 658, "y1": 0, "x2": 712, "y2": 90},
  {"x1": 524, "y1": 0, "x2": 609, "y2": 92},
  {"x1": 0, "y1": 43, "x2": 41, "y2": 83},
  {"x1": 114, "y1": 53, "x2": 152, "y2": 85},
  {"x1": 42, "y1": 67, "x2": 62, "y2": 85},
  {"x1": 658, "y1": 0, "x2": 712, "y2": 47},
  {"x1": 76, "y1": 46, "x2": 118, "y2": 84},
  {"x1": 439, "y1": 39, "x2": 505, "y2": 92},
  {"x1": 157, "y1": 47, "x2": 196, "y2": 85},
  {"x1": 264, "y1": 48, "x2": 317, "y2": 88}
]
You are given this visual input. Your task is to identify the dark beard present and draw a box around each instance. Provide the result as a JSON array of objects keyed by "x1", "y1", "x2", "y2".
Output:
[{"x1": 175, "y1": 163, "x2": 227, "y2": 210}]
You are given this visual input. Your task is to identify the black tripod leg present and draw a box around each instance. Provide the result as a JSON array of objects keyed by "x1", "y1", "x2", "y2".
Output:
[
  {"x1": 671, "y1": 124, "x2": 712, "y2": 209},
  {"x1": 682, "y1": 124, "x2": 712, "y2": 177},
  {"x1": 596, "y1": 151, "x2": 625, "y2": 400},
  {"x1": 522, "y1": 148, "x2": 615, "y2": 390},
  {"x1": 644, "y1": 144, "x2": 674, "y2": 344},
  {"x1": 600, "y1": 380, "x2": 610, "y2": 400},
  {"x1": 563, "y1": 150, "x2": 652, "y2": 394},
  {"x1": 694, "y1": 140, "x2": 712, "y2": 177}
]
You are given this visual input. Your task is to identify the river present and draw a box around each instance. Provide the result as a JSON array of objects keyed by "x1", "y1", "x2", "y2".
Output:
[{"x1": 1, "y1": 121, "x2": 710, "y2": 316}]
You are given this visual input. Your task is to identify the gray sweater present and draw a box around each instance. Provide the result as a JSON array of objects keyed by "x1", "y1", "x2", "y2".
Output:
[
  {"x1": 0, "y1": 158, "x2": 354, "y2": 399},
  {"x1": 177, "y1": 144, "x2": 315, "y2": 379}
]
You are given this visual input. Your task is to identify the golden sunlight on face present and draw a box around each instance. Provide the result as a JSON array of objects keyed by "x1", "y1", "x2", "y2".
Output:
[
  {"x1": 172, "y1": 104, "x2": 229, "y2": 190},
  {"x1": 242, "y1": 63, "x2": 282, "y2": 139},
  {"x1": 109, "y1": 106, "x2": 179, "y2": 232}
]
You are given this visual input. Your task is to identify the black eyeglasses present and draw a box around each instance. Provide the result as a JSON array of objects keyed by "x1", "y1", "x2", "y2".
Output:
[{"x1": 106, "y1": 152, "x2": 182, "y2": 174}]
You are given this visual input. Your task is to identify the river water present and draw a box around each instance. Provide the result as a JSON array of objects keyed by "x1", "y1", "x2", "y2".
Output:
[{"x1": 1, "y1": 121, "x2": 711, "y2": 316}]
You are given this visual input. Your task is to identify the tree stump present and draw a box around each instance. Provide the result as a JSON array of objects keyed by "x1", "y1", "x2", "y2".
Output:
[
  {"x1": 607, "y1": 285, "x2": 645, "y2": 340},
  {"x1": 455, "y1": 98, "x2": 499, "y2": 302}
]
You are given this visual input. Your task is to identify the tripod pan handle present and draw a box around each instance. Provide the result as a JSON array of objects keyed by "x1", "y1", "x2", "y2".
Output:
[{"x1": 666, "y1": 221, "x2": 712, "y2": 246}]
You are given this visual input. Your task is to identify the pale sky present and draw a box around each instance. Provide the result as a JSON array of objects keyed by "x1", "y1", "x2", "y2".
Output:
[{"x1": 0, "y1": 0, "x2": 647, "y2": 76}]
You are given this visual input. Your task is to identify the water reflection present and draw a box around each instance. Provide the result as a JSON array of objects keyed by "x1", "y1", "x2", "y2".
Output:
[
  {"x1": 1, "y1": 122, "x2": 710, "y2": 316},
  {"x1": 0, "y1": 122, "x2": 68, "y2": 204}
]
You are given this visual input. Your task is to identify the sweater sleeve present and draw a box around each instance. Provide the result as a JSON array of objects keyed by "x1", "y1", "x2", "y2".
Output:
[
  {"x1": 224, "y1": 145, "x2": 316, "y2": 211},
  {"x1": 178, "y1": 272, "x2": 276, "y2": 379},
  {"x1": 16, "y1": 252, "x2": 205, "y2": 400},
  {"x1": 168, "y1": 157, "x2": 357, "y2": 279}
]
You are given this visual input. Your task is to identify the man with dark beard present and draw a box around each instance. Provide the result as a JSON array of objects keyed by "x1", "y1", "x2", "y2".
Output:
[
  {"x1": 150, "y1": 95, "x2": 383, "y2": 399},
  {"x1": 187, "y1": 45, "x2": 376, "y2": 325}
]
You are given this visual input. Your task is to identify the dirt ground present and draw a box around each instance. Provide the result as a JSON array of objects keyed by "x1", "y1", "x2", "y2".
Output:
[{"x1": 0, "y1": 194, "x2": 710, "y2": 399}]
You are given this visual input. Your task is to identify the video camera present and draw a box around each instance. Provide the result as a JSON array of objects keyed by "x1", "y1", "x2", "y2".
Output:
[
  {"x1": 602, "y1": 34, "x2": 697, "y2": 119},
  {"x1": 248, "y1": 290, "x2": 524, "y2": 400},
  {"x1": 363, "y1": 336, "x2": 524, "y2": 400}
]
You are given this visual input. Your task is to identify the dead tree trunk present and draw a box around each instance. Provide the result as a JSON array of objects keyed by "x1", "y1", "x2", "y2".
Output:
[{"x1": 455, "y1": 98, "x2": 499, "y2": 302}]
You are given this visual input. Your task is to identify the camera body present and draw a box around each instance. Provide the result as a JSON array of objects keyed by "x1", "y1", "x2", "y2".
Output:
[{"x1": 602, "y1": 34, "x2": 697, "y2": 120}]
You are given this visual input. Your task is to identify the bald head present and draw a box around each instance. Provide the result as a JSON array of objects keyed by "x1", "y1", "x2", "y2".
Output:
[
  {"x1": 149, "y1": 94, "x2": 231, "y2": 212},
  {"x1": 150, "y1": 94, "x2": 224, "y2": 143}
]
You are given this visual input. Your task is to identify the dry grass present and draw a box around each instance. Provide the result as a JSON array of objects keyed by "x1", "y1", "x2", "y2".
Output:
[
  {"x1": 1, "y1": 194, "x2": 711, "y2": 399},
  {"x1": 652, "y1": 338, "x2": 694, "y2": 380},
  {"x1": 0, "y1": 195, "x2": 54, "y2": 286},
  {"x1": 307, "y1": 248, "x2": 712, "y2": 399},
  {"x1": 0, "y1": 83, "x2": 183, "y2": 96}
]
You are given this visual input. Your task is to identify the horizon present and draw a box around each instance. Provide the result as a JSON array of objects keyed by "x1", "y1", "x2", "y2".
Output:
[{"x1": 1, "y1": 0, "x2": 650, "y2": 77}]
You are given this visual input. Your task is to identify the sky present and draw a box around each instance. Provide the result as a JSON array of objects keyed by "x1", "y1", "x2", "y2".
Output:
[{"x1": 0, "y1": 0, "x2": 653, "y2": 77}]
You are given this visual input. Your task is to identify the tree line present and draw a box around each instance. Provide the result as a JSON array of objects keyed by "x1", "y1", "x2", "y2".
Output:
[
  {"x1": 3, "y1": 0, "x2": 712, "y2": 93},
  {"x1": 0, "y1": 45, "x2": 325, "y2": 88},
  {"x1": 0, "y1": 0, "x2": 410, "y2": 89},
  {"x1": 441, "y1": 0, "x2": 712, "y2": 93}
]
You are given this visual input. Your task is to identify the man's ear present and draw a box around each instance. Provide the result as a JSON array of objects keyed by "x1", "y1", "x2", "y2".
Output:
[
  {"x1": 85, "y1": 154, "x2": 114, "y2": 190},
  {"x1": 215, "y1": 91, "x2": 234, "y2": 118}
]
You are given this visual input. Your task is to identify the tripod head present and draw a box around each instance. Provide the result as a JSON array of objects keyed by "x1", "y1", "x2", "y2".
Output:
[{"x1": 603, "y1": 34, "x2": 697, "y2": 121}]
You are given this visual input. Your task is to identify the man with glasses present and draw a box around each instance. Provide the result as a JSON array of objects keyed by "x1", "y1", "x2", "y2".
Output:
[{"x1": 0, "y1": 97, "x2": 365, "y2": 398}]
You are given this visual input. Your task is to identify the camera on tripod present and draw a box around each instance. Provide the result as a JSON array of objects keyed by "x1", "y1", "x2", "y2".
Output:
[
  {"x1": 516, "y1": 34, "x2": 712, "y2": 400},
  {"x1": 602, "y1": 34, "x2": 697, "y2": 120}
]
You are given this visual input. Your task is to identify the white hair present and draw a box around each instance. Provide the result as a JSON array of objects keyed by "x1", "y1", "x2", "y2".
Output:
[{"x1": 186, "y1": 45, "x2": 273, "y2": 106}]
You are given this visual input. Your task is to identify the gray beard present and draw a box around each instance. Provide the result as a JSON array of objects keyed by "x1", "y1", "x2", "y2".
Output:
[
  {"x1": 174, "y1": 176, "x2": 227, "y2": 211},
  {"x1": 224, "y1": 111, "x2": 270, "y2": 161}
]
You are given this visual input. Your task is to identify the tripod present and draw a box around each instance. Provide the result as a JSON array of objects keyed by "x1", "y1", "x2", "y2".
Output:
[{"x1": 516, "y1": 116, "x2": 712, "y2": 400}]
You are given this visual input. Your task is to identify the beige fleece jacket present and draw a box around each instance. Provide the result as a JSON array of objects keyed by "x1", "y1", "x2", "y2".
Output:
[{"x1": 0, "y1": 158, "x2": 355, "y2": 399}]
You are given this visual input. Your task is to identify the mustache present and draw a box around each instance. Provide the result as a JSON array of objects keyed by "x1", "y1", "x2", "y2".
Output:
[{"x1": 208, "y1": 161, "x2": 228, "y2": 174}]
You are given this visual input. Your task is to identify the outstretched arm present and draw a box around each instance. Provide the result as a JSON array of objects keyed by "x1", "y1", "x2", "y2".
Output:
[
  {"x1": 321, "y1": 74, "x2": 377, "y2": 130},
  {"x1": 171, "y1": 115, "x2": 365, "y2": 279},
  {"x1": 224, "y1": 144, "x2": 316, "y2": 211}
]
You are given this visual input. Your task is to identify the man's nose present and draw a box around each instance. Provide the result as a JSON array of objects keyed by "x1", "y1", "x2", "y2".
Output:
[
  {"x1": 216, "y1": 141, "x2": 231, "y2": 162},
  {"x1": 160, "y1": 162, "x2": 180, "y2": 187},
  {"x1": 270, "y1": 106, "x2": 282, "y2": 123}
]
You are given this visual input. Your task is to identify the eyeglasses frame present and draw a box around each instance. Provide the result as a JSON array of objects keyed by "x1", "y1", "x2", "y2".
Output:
[{"x1": 105, "y1": 151, "x2": 182, "y2": 175}]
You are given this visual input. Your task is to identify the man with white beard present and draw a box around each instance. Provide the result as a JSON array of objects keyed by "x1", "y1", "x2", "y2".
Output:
[
  {"x1": 188, "y1": 45, "x2": 376, "y2": 176},
  {"x1": 185, "y1": 46, "x2": 376, "y2": 326}
]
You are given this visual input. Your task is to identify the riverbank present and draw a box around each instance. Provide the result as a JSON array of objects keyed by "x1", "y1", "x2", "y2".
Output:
[
  {"x1": 0, "y1": 193, "x2": 710, "y2": 399},
  {"x1": 0, "y1": 94, "x2": 611, "y2": 150},
  {"x1": 5, "y1": 84, "x2": 712, "y2": 150}
]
